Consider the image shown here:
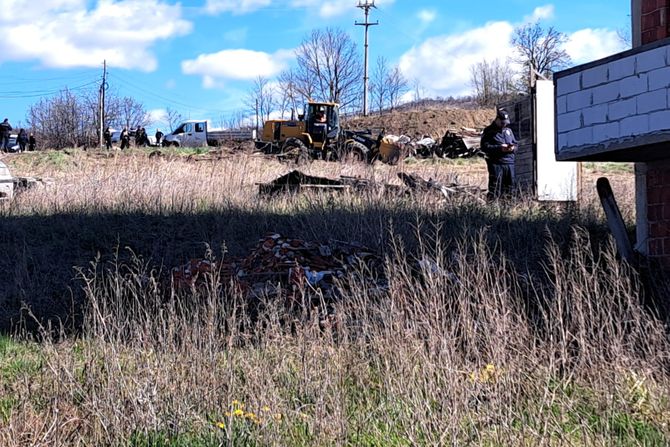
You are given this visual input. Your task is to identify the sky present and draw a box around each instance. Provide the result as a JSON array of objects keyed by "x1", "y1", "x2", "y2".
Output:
[{"x1": 0, "y1": 0, "x2": 632, "y2": 131}]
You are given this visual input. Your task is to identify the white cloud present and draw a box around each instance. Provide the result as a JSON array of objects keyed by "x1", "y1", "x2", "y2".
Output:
[
  {"x1": 398, "y1": 21, "x2": 516, "y2": 98},
  {"x1": 417, "y1": 9, "x2": 437, "y2": 24},
  {"x1": 204, "y1": 0, "x2": 394, "y2": 18},
  {"x1": 0, "y1": 0, "x2": 192, "y2": 71},
  {"x1": 564, "y1": 28, "x2": 628, "y2": 65},
  {"x1": 182, "y1": 49, "x2": 294, "y2": 87},
  {"x1": 524, "y1": 4, "x2": 555, "y2": 23},
  {"x1": 205, "y1": 0, "x2": 272, "y2": 15}
]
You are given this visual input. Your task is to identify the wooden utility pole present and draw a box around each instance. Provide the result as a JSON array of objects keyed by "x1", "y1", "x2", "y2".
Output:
[
  {"x1": 99, "y1": 60, "x2": 107, "y2": 148},
  {"x1": 356, "y1": 0, "x2": 378, "y2": 117}
]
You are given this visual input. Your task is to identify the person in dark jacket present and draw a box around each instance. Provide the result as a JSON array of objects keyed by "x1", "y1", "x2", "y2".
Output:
[
  {"x1": 155, "y1": 129, "x2": 164, "y2": 146},
  {"x1": 120, "y1": 128, "x2": 130, "y2": 150},
  {"x1": 103, "y1": 127, "x2": 112, "y2": 150},
  {"x1": 17, "y1": 129, "x2": 28, "y2": 152},
  {"x1": 0, "y1": 118, "x2": 12, "y2": 152},
  {"x1": 28, "y1": 133, "x2": 36, "y2": 151},
  {"x1": 480, "y1": 109, "x2": 518, "y2": 199}
]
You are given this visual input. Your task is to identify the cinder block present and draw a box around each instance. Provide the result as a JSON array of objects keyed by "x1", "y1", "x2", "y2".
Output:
[
  {"x1": 582, "y1": 104, "x2": 609, "y2": 126},
  {"x1": 649, "y1": 109, "x2": 670, "y2": 132},
  {"x1": 557, "y1": 95, "x2": 567, "y2": 114},
  {"x1": 636, "y1": 46, "x2": 667, "y2": 73},
  {"x1": 638, "y1": 89, "x2": 668, "y2": 113},
  {"x1": 620, "y1": 114, "x2": 649, "y2": 136},
  {"x1": 582, "y1": 64, "x2": 609, "y2": 88},
  {"x1": 608, "y1": 97, "x2": 638, "y2": 120},
  {"x1": 620, "y1": 73, "x2": 649, "y2": 98},
  {"x1": 556, "y1": 73, "x2": 581, "y2": 96},
  {"x1": 567, "y1": 90, "x2": 593, "y2": 112},
  {"x1": 557, "y1": 110, "x2": 582, "y2": 132},
  {"x1": 567, "y1": 126, "x2": 593, "y2": 147},
  {"x1": 608, "y1": 56, "x2": 636, "y2": 81},
  {"x1": 592, "y1": 122, "x2": 620, "y2": 142},
  {"x1": 593, "y1": 82, "x2": 621, "y2": 104},
  {"x1": 648, "y1": 66, "x2": 670, "y2": 90}
]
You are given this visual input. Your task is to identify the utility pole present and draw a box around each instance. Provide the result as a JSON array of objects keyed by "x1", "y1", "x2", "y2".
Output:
[
  {"x1": 99, "y1": 60, "x2": 107, "y2": 148},
  {"x1": 356, "y1": 0, "x2": 378, "y2": 117}
]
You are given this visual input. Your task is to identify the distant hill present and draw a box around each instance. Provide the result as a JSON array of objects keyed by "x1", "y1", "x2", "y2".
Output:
[{"x1": 342, "y1": 104, "x2": 495, "y2": 139}]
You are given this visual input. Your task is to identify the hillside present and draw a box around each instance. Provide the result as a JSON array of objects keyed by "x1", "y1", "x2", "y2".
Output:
[{"x1": 343, "y1": 106, "x2": 496, "y2": 139}]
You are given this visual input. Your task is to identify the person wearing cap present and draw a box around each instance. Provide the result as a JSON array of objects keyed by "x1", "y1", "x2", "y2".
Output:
[{"x1": 480, "y1": 109, "x2": 518, "y2": 199}]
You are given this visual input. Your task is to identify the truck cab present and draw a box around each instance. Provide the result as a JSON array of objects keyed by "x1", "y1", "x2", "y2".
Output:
[{"x1": 163, "y1": 120, "x2": 208, "y2": 147}]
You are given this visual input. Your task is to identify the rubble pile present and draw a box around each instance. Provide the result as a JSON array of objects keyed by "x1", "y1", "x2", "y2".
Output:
[
  {"x1": 385, "y1": 128, "x2": 483, "y2": 160},
  {"x1": 172, "y1": 233, "x2": 385, "y2": 299}
]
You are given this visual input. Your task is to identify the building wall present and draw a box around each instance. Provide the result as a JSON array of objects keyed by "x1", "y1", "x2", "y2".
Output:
[
  {"x1": 637, "y1": 0, "x2": 670, "y2": 262},
  {"x1": 554, "y1": 41, "x2": 670, "y2": 160},
  {"x1": 641, "y1": 0, "x2": 670, "y2": 44}
]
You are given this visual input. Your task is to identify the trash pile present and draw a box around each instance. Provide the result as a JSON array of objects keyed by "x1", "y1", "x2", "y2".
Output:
[
  {"x1": 172, "y1": 233, "x2": 385, "y2": 299},
  {"x1": 384, "y1": 128, "x2": 483, "y2": 160}
]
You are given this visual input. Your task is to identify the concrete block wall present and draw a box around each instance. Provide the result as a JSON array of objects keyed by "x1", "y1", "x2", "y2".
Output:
[
  {"x1": 641, "y1": 0, "x2": 670, "y2": 44},
  {"x1": 647, "y1": 159, "x2": 670, "y2": 268},
  {"x1": 555, "y1": 42, "x2": 670, "y2": 158}
]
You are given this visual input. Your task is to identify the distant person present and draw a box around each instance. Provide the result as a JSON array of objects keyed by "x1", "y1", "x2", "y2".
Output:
[
  {"x1": 0, "y1": 118, "x2": 12, "y2": 152},
  {"x1": 155, "y1": 129, "x2": 164, "y2": 146},
  {"x1": 481, "y1": 109, "x2": 517, "y2": 200},
  {"x1": 17, "y1": 128, "x2": 28, "y2": 153},
  {"x1": 28, "y1": 133, "x2": 36, "y2": 151},
  {"x1": 120, "y1": 128, "x2": 130, "y2": 150},
  {"x1": 141, "y1": 127, "x2": 149, "y2": 146},
  {"x1": 103, "y1": 127, "x2": 112, "y2": 150},
  {"x1": 134, "y1": 127, "x2": 142, "y2": 147}
]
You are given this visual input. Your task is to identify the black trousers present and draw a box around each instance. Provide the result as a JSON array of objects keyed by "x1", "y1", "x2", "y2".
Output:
[{"x1": 487, "y1": 162, "x2": 515, "y2": 199}]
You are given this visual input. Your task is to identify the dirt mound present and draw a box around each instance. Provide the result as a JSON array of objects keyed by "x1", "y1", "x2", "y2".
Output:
[{"x1": 343, "y1": 107, "x2": 495, "y2": 139}]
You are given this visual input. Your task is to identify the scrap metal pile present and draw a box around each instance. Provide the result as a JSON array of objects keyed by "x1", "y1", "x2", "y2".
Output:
[
  {"x1": 172, "y1": 233, "x2": 385, "y2": 299},
  {"x1": 401, "y1": 128, "x2": 484, "y2": 159}
]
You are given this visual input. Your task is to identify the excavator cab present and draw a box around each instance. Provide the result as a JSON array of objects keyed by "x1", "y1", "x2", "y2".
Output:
[{"x1": 305, "y1": 102, "x2": 339, "y2": 148}]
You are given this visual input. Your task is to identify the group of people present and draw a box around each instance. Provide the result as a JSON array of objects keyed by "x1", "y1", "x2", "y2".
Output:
[
  {"x1": 103, "y1": 126, "x2": 165, "y2": 150},
  {"x1": 0, "y1": 118, "x2": 36, "y2": 153}
]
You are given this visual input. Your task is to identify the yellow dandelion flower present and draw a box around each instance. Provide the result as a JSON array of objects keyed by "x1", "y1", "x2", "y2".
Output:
[
  {"x1": 233, "y1": 408, "x2": 245, "y2": 417},
  {"x1": 485, "y1": 364, "x2": 496, "y2": 372},
  {"x1": 224, "y1": 411, "x2": 231, "y2": 417},
  {"x1": 261, "y1": 406, "x2": 270, "y2": 412},
  {"x1": 216, "y1": 421, "x2": 226, "y2": 429},
  {"x1": 232, "y1": 399, "x2": 240, "y2": 406}
]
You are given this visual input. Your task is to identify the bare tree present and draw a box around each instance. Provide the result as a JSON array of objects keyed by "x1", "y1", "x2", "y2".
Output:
[
  {"x1": 470, "y1": 58, "x2": 519, "y2": 107},
  {"x1": 120, "y1": 97, "x2": 150, "y2": 131},
  {"x1": 165, "y1": 107, "x2": 183, "y2": 132},
  {"x1": 277, "y1": 70, "x2": 301, "y2": 119},
  {"x1": 512, "y1": 22, "x2": 571, "y2": 89},
  {"x1": 386, "y1": 65, "x2": 408, "y2": 112},
  {"x1": 293, "y1": 27, "x2": 363, "y2": 111},
  {"x1": 245, "y1": 76, "x2": 275, "y2": 127},
  {"x1": 370, "y1": 56, "x2": 390, "y2": 115}
]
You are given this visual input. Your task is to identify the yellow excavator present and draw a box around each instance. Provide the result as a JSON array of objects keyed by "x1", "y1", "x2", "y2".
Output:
[{"x1": 255, "y1": 101, "x2": 375, "y2": 163}]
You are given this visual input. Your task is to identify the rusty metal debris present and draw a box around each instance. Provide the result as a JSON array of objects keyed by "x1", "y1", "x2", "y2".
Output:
[{"x1": 172, "y1": 233, "x2": 385, "y2": 299}]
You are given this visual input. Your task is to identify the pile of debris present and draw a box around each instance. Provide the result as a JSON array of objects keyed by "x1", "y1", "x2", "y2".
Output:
[
  {"x1": 384, "y1": 128, "x2": 483, "y2": 160},
  {"x1": 172, "y1": 233, "x2": 385, "y2": 299},
  {"x1": 257, "y1": 170, "x2": 484, "y2": 202}
]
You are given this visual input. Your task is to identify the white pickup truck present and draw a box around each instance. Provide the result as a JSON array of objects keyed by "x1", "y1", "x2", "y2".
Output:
[{"x1": 162, "y1": 120, "x2": 255, "y2": 147}]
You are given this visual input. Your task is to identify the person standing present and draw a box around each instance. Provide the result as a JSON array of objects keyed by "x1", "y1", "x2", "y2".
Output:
[
  {"x1": 103, "y1": 127, "x2": 112, "y2": 150},
  {"x1": 155, "y1": 129, "x2": 164, "y2": 146},
  {"x1": 17, "y1": 128, "x2": 28, "y2": 152},
  {"x1": 0, "y1": 118, "x2": 12, "y2": 152},
  {"x1": 28, "y1": 133, "x2": 36, "y2": 151},
  {"x1": 480, "y1": 109, "x2": 518, "y2": 200},
  {"x1": 120, "y1": 128, "x2": 130, "y2": 150}
]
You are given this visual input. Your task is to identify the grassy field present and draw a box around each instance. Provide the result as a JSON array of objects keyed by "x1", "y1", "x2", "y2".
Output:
[{"x1": 1, "y1": 147, "x2": 669, "y2": 446}]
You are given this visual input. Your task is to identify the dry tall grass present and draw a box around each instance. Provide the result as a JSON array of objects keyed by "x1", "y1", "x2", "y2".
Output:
[{"x1": 0, "y1": 148, "x2": 667, "y2": 446}]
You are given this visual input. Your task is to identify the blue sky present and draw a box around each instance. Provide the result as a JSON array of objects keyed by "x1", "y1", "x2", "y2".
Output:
[{"x1": 0, "y1": 0, "x2": 631, "y2": 131}]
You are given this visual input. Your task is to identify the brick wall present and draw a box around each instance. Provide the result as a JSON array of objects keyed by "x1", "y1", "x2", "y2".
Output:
[
  {"x1": 647, "y1": 160, "x2": 670, "y2": 268},
  {"x1": 641, "y1": 0, "x2": 670, "y2": 44}
]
